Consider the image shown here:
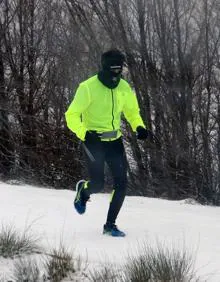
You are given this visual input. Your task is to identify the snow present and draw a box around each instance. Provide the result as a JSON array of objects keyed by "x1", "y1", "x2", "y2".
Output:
[{"x1": 0, "y1": 182, "x2": 220, "y2": 281}]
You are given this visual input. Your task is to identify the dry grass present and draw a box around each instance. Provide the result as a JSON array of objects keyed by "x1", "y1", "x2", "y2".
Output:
[
  {"x1": 124, "y1": 242, "x2": 199, "y2": 282},
  {"x1": 13, "y1": 257, "x2": 41, "y2": 282},
  {"x1": 0, "y1": 224, "x2": 40, "y2": 258},
  {"x1": 44, "y1": 243, "x2": 75, "y2": 282}
]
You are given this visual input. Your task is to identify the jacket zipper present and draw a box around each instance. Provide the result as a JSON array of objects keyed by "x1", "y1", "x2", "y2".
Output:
[{"x1": 111, "y1": 89, "x2": 115, "y2": 130}]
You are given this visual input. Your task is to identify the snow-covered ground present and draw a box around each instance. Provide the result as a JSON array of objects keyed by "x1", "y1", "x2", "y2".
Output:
[{"x1": 0, "y1": 182, "x2": 220, "y2": 281}]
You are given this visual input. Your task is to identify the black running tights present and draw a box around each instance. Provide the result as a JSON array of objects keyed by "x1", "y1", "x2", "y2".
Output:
[{"x1": 82, "y1": 137, "x2": 127, "y2": 224}]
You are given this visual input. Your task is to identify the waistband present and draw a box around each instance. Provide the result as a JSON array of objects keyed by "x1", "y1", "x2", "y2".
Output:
[{"x1": 100, "y1": 130, "x2": 118, "y2": 139}]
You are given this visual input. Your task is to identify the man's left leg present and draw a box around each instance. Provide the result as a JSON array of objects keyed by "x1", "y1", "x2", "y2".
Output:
[{"x1": 104, "y1": 138, "x2": 127, "y2": 236}]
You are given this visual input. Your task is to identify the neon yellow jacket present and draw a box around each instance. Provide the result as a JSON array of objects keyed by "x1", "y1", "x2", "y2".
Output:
[{"x1": 65, "y1": 75, "x2": 146, "y2": 141}]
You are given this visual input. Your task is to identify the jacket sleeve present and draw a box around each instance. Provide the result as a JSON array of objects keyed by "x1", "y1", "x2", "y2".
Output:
[
  {"x1": 65, "y1": 83, "x2": 91, "y2": 141},
  {"x1": 122, "y1": 85, "x2": 146, "y2": 131}
]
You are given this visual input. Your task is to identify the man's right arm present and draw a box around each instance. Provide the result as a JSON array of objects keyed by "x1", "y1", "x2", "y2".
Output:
[{"x1": 65, "y1": 83, "x2": 91, "y2": 141}]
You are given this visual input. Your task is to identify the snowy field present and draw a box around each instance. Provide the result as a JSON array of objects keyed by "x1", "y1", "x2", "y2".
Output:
[{"x1": 0, "y1": 182, "x2": 220, "y2": 281}]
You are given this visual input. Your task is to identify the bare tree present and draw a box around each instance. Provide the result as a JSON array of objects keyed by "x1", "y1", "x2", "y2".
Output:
[
  {"x1": 0, "y1": 0, "x2": 14, "y2": 178},
  {"x1": 0, "y1": 0, "x2": 219, "y2": 202},
  {"x1": 64, "y1": 0, "x2": 220, "y2": 203}
]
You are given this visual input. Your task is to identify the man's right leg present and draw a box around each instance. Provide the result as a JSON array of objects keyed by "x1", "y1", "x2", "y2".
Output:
[{"x1": 74, "y1": 140, "x2": 105, "y2": 214}]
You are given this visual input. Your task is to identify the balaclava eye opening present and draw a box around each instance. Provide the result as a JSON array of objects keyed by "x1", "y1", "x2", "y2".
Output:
[{"x1": 98, "y1": 49, "x2": 125, "y2": 89}]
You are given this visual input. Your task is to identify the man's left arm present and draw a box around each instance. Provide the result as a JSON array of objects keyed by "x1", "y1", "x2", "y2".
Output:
[
  {"x1": 122, "y1": 85, "x2": 146, "y2": 132},
  {"x1": 123, "y1": 84, "x2": 160, "y2": 145}
]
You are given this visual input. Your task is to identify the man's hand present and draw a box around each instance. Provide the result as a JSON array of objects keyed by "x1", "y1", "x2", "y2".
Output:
[
  {"x1": 85, "y1": 131, "x2": 101, "y2": 143},
  {"x1": 136, "y1": 126, "x2": 161, "y2": 148},
  {"x1": 136, "y1": 126, "x2": 150, "y2": 140}
]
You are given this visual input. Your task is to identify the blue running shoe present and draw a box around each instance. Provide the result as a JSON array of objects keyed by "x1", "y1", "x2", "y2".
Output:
[
  {"x1": 74, "y1": 180, "x2": 89, "y2": 214},
  {"x1": 103, "y1": 223, "x2": 126, "y2": 237}
]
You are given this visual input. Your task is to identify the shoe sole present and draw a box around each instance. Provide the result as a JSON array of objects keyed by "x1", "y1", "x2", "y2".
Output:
[
  {"x1": 75, "y1": 180, "x2": 86, "y2": 203},
  {"x1": 103, "y1": 230, "x2": 126, "y2": 237},
  {"x1": 74, "y1": 180, "x2": 86, "y2": 214},
  {"x1": 76, "y1": 179, "x2": 86, "y2": 192}
]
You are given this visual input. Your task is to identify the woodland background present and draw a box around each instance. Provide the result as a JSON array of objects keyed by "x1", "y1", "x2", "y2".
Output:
[{"x1": 0, "y1": 0, "x2": 220, "y2": 204}]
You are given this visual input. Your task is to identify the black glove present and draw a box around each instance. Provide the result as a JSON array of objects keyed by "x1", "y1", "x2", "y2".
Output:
[
  {"x1": 136, "y1": 126, "x2": 151, "y2": 140},
  {"x1": 85, "y1": 131, "x2": 101, "y2": 143},
  {"x1": 136, "y1": 126, "x2": 161, "y2": 148}
]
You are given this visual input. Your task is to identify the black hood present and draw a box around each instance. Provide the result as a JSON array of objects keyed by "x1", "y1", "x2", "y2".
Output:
[{"x1": 98, "y1": 49, "x2": 125, "y2": 89}]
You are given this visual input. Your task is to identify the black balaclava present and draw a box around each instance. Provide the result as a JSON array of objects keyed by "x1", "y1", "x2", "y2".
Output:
[{"x1": 98, "y1": 49, "x2": 125, "y2": 89}]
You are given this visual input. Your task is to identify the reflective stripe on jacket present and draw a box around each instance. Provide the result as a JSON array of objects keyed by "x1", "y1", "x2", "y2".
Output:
[{"x1": 65, "y1": 75, "x2": 145, "y2": 141}]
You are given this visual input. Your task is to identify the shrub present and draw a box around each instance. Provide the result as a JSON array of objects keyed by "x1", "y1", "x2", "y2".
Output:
[
  {"x1": 13, "y1": 257, "x2": 41, "y2": 282},
  {"x1": 88, "y1": 264, "x2": 123, "y2": 282},
  {"x1": 0, "y1": 224, "x2": 40, "y2": 258},
  {"x1": 44, "y1": 243, "x2": 75, "y2": 282},
  {"x1": 124, "y1": 242, "x2": 199, "y2": 282}
]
